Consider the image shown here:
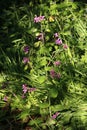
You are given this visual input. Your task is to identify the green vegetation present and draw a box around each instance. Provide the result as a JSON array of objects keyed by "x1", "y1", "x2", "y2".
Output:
[{"x1": 0, "y1": 1, "x2": 87, "y2": 130}]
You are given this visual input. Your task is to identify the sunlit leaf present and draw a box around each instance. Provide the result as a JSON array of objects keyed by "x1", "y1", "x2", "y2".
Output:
[{"x1": 39, "y1": 103, "x2": 49, "y2": 108}]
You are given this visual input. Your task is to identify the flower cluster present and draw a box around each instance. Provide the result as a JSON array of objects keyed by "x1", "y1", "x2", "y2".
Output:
[
  {"x1": 50, "y1": 69, "x2": 61, "y2": 79},
  {"x1": 23, "y1": 45, "x2": 29, "y2": 54},
  {"x1": 53, "y1": 61, "x2": 61, "y2": 66},
  {"x1": 22, "y1": 84, "x2": 36, "y2": 94},
  {"x1": 54, "y1": 33, "x2": 59, "y2": 38},
  {"x1": 22, "y1": 84, "x2": 28, "y2": 94},
  {"x1": 34, "y1": 16, "x2": 45, "y2": 23},
  {"x1": 22, "y1": 57, "x2": 29, "y2": 64},
  {"x1": 54, "y1": 32, "x2": 62, "y2": 45},
  {"x1": 22, "y1": 45, "x2": 30, "y2": 64},
  {"x1": 52, "y1": 112, "x2": 60, "y2": 119},
  {"x1": 50, "y1": 69, "x2": 56, "y2": 78},
  {"x1": 55, "y1": 38, "x2": 62, "y2": 45},
  {"x1": 54, "y1": 33, "x2": 69, "y2": 49}
]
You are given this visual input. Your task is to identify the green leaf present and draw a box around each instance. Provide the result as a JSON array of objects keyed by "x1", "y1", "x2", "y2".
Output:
[
  {"x1": 34, "y1": 41, "x2": 41, "y2": 48},
  {"x1": 47, "y1": 117, "x2": 56, "y2": 125},
  {"x1": 30, "y1": 27, "x2": 38, "y2": 33},
  {"x1": 24, "y1": 65, "x2": 28, "y2": 70},
  {"x1": 29, "y1": 118, "x2": 43, "y2": 126},
  {"x1": 25, "y1": 101, "x2": 31, "y2": 109},
  {"x1": 40, "y1": 108, "x2": 49, "y2": 115},
  {"x1": 12, "y1": 39, "x2": 22, "y2": 43},
  {"x1": 39, "y1": 57, "x2": 47, "y2": 66},
  {"x1": 39, "y1": 46, "x2": 48, "y2": 54},
  {"x1": 45, "y1": 29, "x2": 51, "y2": 32},
  {"x1": 39, "y1": 103, "x2": 49, "y2": 108},
  {"x1": 18, "y1": 109, "x2": 30, "y2": 121},
  {"x1": 38, "y1": 76, "x2": 47, "y2": 84},
  {"x1": 51, "y1": 105, "x2": 64, "y2": 112},
  {"x1": 0, "y1": 77, "x2": 4, "y2": 83},
  {"x1": 45, "y1": 67, "x2": 52, "y2": 71},
  {"x1": 49, "y1": 88, "x2": 58, "y2": 98},
  {"x1": 62, "y1": 111, "x2": 72, "y2": 125}
]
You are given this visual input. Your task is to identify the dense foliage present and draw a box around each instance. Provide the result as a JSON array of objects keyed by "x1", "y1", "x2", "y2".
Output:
[{"x1": 0, "y1": 1, "x2": 87, "y2": 130}]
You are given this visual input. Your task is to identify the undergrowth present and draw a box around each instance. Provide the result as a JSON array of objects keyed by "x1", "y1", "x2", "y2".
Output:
[{"x1": 0, "y1": 1, "x2": 87, "y2": 130}]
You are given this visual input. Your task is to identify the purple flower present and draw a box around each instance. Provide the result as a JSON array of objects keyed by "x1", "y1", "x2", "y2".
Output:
[
  {"x1": 54, "y1": 61, "x2": 61, "y2": 66},
  {"x1": 50, "y1": 70, "x2": 61, "y2": 79},
  {"x1": 3, "y1": 96, "x2": 8, "y2": 102},
  {"x1": 34, "y1": 16, "x2": 45, "y2": 23},
  {"x1": 63, "y1": 44, "x2": 68, "y2": 49},
  {"x1": 22, "y1": 84, "x2": 28, "y2": 94},
  {"x1": 52, "y1": 112, "x2": 60, "y2": 119},
  {"x1": 23, "y1": 57, "x2": 29, "y2": 64},
  {"x1": 54, "y1": 33, "x2": 59, "y2": 38},
  {"x1": 50, "y1": 69, "x2": 56, "y2": 78},
  {"x1": 23, "y1": 87, "x2": 27, "y2": 94},
  {"x1": 34, "y1": 16, "x2": 39, "y2": 23},
  {"x1": 23, "y1": 45, "x2": 29, "y2": 53},
  {"x1": 55, "y1": 38, "x2": 62, "y2": 45},
  {"x1": 22, "y1": 84, "x2": 36, "y2": 94},
  {"x1": 22, "y1": 84, "x2": 27, "y2": 88},
  {"x1": 36, "y1": 33, "x2": 44, "y2": 41},
  {"x1": 55, "y1": 112, "x2": 60, "y2": 116},
  {"x1": 52, "y1": 114, "x2": 57, "y2": 119}
]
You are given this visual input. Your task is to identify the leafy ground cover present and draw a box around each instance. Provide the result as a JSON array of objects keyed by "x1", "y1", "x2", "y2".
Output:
[{"x1": 0, "y1": 1, "x2": 87, "y2": 130}]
